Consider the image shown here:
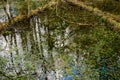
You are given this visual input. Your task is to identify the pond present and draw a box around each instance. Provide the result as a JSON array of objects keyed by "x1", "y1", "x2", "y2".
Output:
[{"x1": 0, "y1": 2, "x2": 120, "y2": 80}]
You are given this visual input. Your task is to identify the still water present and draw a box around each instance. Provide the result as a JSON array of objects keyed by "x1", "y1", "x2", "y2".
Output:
[
  {"x1": 0, "y1": 3, "x2": 120, "y2": 80},
  {"x1": 0, "y1": 17, "x2": 84, "y2": 80}
]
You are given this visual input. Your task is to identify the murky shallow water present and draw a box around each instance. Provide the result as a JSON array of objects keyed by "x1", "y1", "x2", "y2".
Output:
[{"x1": 0, "y1": 3, "x2": 120, "y2": 80}]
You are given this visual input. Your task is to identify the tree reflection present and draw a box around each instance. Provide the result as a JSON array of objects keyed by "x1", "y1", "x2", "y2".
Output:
[{"x1": 0, "y1": 2, "x2": 120, "y2": 80}]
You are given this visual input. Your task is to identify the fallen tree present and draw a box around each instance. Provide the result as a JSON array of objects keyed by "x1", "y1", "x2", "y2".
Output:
[
  {"x1": 0, "y1": 0, "x2": 57, "y2": 31},
  {"x1": 0, "y1": 0, "x2": 92, "y2": 32},
  {"x1": 65, "y1": 0, "x2": 120, "y2": 31},
  {"x1": 0, "y1": 0, "x2": 120, "y2": 32}
]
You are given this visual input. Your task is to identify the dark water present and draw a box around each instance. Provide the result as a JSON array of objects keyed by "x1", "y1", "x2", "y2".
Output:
[{"x1": 0, "y1": 3, "x2": 120, "y2": 80}]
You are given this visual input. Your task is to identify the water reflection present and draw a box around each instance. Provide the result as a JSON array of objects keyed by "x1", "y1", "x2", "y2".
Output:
[
  {"x1": 0, "y1": 3, "x2": 120, "y2": 80},
  {"x1": 0, "y1": 14, "x2": 82, "y2": 80}
]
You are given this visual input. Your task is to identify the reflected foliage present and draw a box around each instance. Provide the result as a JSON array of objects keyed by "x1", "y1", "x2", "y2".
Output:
[{"x1": 0, "y1": 1, "x2": 120, "y2": 80}]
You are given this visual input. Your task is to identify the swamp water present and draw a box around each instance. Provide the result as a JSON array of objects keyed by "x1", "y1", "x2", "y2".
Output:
[{"x1": 0, "y1": 3, "x2": 120, "y2": 80}]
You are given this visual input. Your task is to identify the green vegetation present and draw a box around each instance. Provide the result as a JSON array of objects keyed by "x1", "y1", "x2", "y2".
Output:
[{"x1": 0, "y1": 0, "x2": 120, "y2": 80}]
